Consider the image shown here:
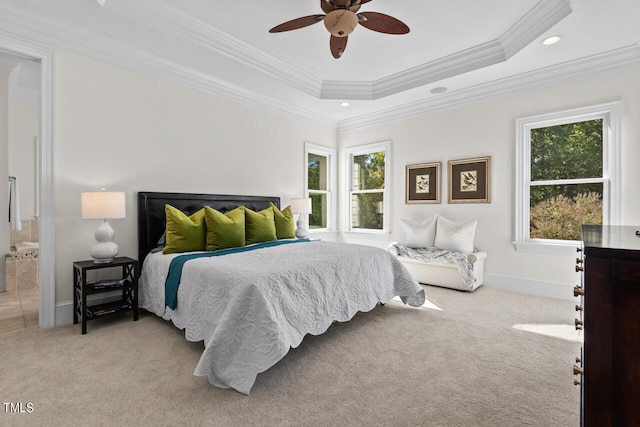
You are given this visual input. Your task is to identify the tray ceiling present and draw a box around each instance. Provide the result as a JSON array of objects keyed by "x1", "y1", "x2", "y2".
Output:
[{"x1": 0, "y1": 0, "x2": 639, "y2": 130}]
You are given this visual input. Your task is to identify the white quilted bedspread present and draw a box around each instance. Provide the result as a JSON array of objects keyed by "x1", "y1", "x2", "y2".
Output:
[{"x1": 139, "y1": 240, "x2": 425, "y2": 394}]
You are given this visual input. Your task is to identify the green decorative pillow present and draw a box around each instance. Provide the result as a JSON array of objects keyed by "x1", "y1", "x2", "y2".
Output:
[
  {"x1": 163, "y1": 205, "x2": 206, "y2": 254},
  {"x1": 270, "y1": 203, "x2": 295, "y2": 239},
  {"x1": 204, "y1": 206, "x2": 246, "y2": 251},
  {"x1": 245, "y1": 207, "x2": 277, "y2": 245}
]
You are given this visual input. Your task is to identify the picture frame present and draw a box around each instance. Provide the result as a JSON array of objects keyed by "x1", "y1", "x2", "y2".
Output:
[
  {"x1": 448, "y1": 156, "x2": 491, "y2": 203},
  {"x1": 405, "y1": 162, "x2": 441, "y2": 204}
]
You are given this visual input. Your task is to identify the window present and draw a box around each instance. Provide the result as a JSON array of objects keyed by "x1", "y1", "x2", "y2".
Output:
[
  {"x1": 305, "y1": 142, "x2": 336, "y2": 231},
  {"x1": 514, "y1": 102, "x2": 620, "y2": 253},
  {"x1": 345, "y1": 141, "x2": 391, "y2": 233}
]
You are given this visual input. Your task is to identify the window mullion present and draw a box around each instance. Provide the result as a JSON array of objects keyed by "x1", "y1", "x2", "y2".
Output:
[{"x1": 530, "y1": 177, "x2": 606, "y2": 186}]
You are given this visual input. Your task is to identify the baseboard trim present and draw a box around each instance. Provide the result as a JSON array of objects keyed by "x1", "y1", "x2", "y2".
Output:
[
  {"x1": 484, "y1": 273, "x2": 578, "y2": 302},
  {"x1": 55, "y1": 273, "x2": 577, "y2": 324}
]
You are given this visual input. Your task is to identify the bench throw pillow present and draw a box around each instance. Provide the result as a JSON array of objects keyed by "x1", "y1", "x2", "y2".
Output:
[
  {"x1": 400, "y1": 215, "x2": 438, "y2": 248},
  {"x1": 434, "y1": 216, "x2": 477, "y2": 254}
]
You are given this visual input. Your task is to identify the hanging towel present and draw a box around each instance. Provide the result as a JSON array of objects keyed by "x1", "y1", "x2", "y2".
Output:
[{"x1": 9, "y1": 177, "x2": 21, "y2": 231}]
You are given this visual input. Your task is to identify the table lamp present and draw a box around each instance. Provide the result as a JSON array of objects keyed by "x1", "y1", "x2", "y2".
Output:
[
  {"x1": 291, "y1": 197, "x2": 312, "y2": 239},
  {"x1": 81, "y1": 190, "x2": 126, "y2": 263}
]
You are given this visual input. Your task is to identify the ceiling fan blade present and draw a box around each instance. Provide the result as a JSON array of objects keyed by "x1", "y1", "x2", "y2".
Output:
[
  {"x1": 320, "y1": 0, "x2": 333, "y2": 14},
  {"x1": 330, "y1": 35, "x2": 348, "y2": 59},
  {"x1": 357, "y1": 11, "x2": 409, "y2": 34},
  {"x1": 269, "y1": 15, "x2": 325, "y2": 33}
]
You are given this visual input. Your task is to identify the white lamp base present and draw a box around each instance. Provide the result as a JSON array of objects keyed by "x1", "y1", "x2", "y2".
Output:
[
  {"x1": 295, "y1": 215, "x2": 308, "y2": 239},
  {"x1": 90, "y1": 220, "x2": 119, "y2": 263}
]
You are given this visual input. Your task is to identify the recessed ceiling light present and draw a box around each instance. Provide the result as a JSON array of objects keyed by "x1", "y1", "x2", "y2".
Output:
[
  {"x1": 430, "y1": 87, "x2": 447, "y2": 94},
  {"x1": 340, "y1": 102, "x2": 350, "y2": 107},
  {"x1": 542, "y1": 35, "x2": 562, "y2": 45}
]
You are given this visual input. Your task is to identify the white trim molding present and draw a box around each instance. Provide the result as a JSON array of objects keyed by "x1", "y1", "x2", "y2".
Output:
[
  {"x1": 337, "y1": 45, "x2": 640, "y2": 132},
  {"x1": 513, "y1": 101, "x2": 622, "y2": 254},
  {"x1": 484, "y1": 273, "x2": 579, "y2": 302}
]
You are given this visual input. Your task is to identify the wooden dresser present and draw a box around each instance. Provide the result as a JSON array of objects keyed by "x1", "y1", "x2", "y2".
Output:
[{"x1": 576, "y1": 225, "x2": 640, "y2": 426}]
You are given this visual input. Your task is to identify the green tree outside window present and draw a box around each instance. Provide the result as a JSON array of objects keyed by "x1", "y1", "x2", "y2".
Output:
[{"x1": 529, "y1": 119, "x2": 603, "y2": 240}]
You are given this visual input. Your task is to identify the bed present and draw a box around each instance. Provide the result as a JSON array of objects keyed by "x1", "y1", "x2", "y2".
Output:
[{"x1": 137, "y1": 191, "x2": 425, "y2": 394}]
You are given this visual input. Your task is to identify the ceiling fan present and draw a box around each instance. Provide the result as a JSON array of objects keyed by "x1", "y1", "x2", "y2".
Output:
[{"x1": 269, "y1": 0, "x2": 410, "y2": 59}]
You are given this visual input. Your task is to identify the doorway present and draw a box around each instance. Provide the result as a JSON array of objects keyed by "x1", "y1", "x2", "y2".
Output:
[
  {"x1": 0, "y1": 52, "x2": 41, "y2": 333},
  {"x1": 0, "y1": 38, "x2": 55, "y2": 330}
]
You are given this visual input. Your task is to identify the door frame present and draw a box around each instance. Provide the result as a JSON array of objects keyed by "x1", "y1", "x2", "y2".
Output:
[{"x1": 0, "y1": 37, "x2": 55, "y2": 328}]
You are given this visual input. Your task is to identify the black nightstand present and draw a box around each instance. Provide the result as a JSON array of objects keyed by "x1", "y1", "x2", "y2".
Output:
[{"x1": 73, "y1": 257, "x2": 139, "y2": 334}]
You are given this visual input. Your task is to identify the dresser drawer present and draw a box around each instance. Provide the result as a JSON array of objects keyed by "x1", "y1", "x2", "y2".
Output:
[{"x1": 614, "y1": 260, "x2": 640, "y2": 282}]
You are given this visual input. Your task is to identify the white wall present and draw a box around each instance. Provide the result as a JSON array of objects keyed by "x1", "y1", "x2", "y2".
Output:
[
  {"x1": 338, "y1": 67, "x2": 640, "y2": 300},
  {"x1": 52, "y1": 49, "x2": 336, "y2": 317},
  {"x1": 5, "y1": 33, "x2": 639, "y2": 321}
]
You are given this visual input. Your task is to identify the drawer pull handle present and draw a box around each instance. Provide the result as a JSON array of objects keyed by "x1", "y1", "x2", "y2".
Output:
[
  {"x1": 575, "y1": 265, "x2": 584, "y2": 272},
  {"x1": 573, "y1": 365, "x2": 584, "y2": 376},
  {"x1": 574, "y1": 379, "x2": 581, "y2": 386},
  {"x1": 575, "y1": 304, "x2": 583, "y2": 312},
  {"x1": 576, "y1": 258, "x2": 583, "y2": 264},
  {"x1": 573, "y1": 286, "x2": 584, "y2": 297},
  {"x1": 575, "y1": 319, "x2": 583, "y2": 330}
]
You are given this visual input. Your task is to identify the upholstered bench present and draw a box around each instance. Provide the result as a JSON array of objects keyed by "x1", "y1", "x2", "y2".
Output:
[{"x1": 388, "y1": 215, "x2": 486, "y2": 292}]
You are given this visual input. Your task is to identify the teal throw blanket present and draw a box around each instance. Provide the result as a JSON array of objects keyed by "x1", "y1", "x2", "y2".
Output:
[{"x1": 165, "y1": 238, "x2": 310, "y2": 309}]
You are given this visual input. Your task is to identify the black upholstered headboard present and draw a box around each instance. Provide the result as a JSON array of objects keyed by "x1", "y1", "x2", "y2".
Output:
[{"x1": 137, "y1": 192, "x2": 280, "y2": 263}]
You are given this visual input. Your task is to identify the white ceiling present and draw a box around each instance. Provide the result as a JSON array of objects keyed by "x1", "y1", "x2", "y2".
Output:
[{"x1": 0, "y1": 0, "x2": 639, "y2": 130}]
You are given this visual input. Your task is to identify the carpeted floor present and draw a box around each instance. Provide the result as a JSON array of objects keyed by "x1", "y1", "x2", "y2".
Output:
[{"x1": 0, "y1": 285, "x2": 581, "y2": 426}]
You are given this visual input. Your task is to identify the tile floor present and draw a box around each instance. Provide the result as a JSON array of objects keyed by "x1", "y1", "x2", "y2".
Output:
[{"x1": 0, "y1": 282, "x2": 38, "y2": 335}]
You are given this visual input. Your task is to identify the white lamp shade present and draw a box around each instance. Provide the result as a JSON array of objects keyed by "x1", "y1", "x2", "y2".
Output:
[
  {"x1": 290, "y1": 198, "x2": 312, "y2": 215},
  {"x1": 81, "y1": 191, "x2": 126, "y2": 219}
]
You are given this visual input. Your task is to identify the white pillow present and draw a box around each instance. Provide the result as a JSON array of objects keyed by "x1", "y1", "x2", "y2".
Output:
[
  {"x1": 434, "y1": 216, "x2": 476, "y2": 254},
  {"x1": 400, "y1": 215, "x2": 438, "y2": 248}
]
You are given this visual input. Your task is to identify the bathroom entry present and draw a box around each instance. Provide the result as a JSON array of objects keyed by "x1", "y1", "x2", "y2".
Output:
[{"x1": 0, "y1": 51, "x2": 41, "y2": 334}]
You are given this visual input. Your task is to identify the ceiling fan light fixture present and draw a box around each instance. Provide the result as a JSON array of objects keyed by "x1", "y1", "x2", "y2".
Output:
[{"x1": 324, "y1": 10, "x2": 359, "y2": 37}]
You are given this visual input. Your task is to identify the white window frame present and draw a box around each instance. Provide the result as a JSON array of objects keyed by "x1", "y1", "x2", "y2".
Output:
[
  {"x1": 514, "y1": 102, "x2": 621, "y2": 254},
  {"x1": 344, "y1": 141, "x2": 391, "y2": 235},
  {"x1": 304, "y1": 142, "x2": 337, "y2": 232}
]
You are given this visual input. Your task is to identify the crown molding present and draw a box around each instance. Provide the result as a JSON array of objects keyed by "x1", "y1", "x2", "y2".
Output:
[
  {"x1": 0, "y1": 1, "x2": 634, "y2": 134},
  {"x1": 322, "y1": 0, "x2": 571, "y2": 100},
  {"x1": 101, "y1": 0, "x2": 571, "y2": 101},
  {"x1": 500, "y1": 0, "x2": 572, "y2": 58},
  {"x1": 371, "y1": 40, "x2": 506, "y2": 100},
  {"x1": 98, "y1": 0, "x2": 323, "y2": 98},
  {"x1": 337, "y1": 44, "x2": 640, "y2": 132},
  {"x1": 0, "y1": 3, "x2": 336, "y2": 131}
]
